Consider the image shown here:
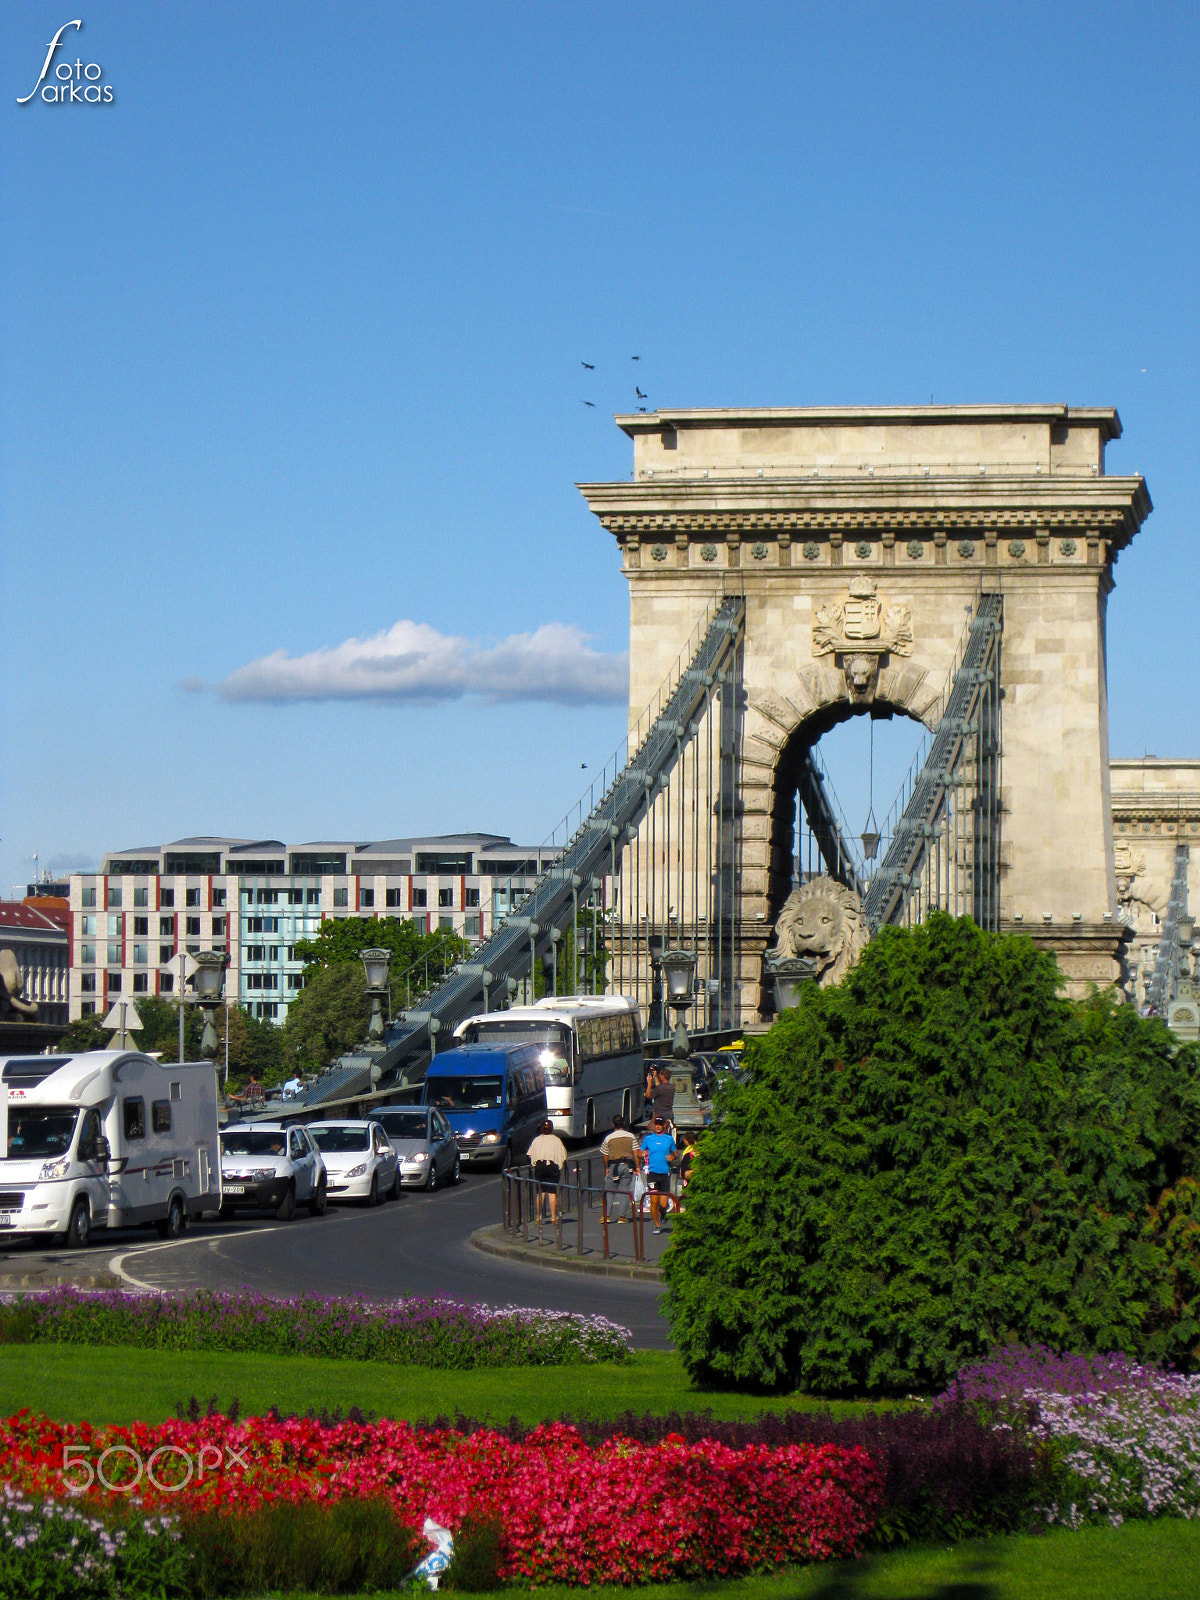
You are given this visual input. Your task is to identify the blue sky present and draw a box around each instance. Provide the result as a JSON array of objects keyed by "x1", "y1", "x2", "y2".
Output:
[{"x1": 3, "y1": 1, "x2": 1197, "y2": 893}]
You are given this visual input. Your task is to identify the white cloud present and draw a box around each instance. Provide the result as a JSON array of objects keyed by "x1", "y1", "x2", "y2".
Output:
[{"x1": 207, "y1": 620, "x2": 628, "y2": 708}]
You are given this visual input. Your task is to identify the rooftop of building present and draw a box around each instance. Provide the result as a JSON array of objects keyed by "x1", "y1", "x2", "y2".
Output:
[{"x1": 0, "y1": 901, "x2": 69, "y2": 934}]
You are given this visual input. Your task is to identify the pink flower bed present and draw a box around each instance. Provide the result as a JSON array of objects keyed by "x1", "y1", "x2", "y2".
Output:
[{"x1": 1, "y1": 1411, "x2": 884, "y2": 1584}]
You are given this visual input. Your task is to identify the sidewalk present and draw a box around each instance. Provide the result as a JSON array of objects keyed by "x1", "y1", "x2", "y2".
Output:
[
  {"x1": 0, "y1": 1246, "x2": 121, "y2": 1293},
  {"x1": 472, "y1": 1185, "x2": 680, "y2": 1280}
]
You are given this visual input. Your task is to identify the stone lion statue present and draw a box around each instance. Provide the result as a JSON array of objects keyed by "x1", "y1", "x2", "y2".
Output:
[
  {"x1": 771, "y1": 875, "x2": 869, "y2": 987},
  {"x1": 0, "y1": 949, "x2": 37, "y2": 1018}
]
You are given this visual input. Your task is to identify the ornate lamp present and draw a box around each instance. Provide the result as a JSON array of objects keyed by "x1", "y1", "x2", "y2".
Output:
[
  {"x1": 192, "y1": 950, "x2": 228, "y2": 1062},
  {"x1": 764, "y1": 950, "x2": 818, "y2": 1012},
  {"x1": 659, "y1": 948, "x2": 697, "y2": 1060},
  {"x1": 360, "y1": 947, "x2": 392, "y2": 1047}
]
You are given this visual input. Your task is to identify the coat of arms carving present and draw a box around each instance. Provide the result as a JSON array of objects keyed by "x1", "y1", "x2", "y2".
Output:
[{"x1": 812, "y1": 576, "x2": 914, "y2": 702}]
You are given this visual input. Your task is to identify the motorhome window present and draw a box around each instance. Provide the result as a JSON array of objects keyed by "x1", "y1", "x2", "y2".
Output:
[
  {"x1": 79, "y1": 1110, "x2": 102, "y2": 1158},
  {"x1": 169, "y1": 1081, "x2": 181, "y2": 1102},
  {"x1": 220, "y1": 1130, "x2": 286, "y2": 1157},
  {"x1": 376, "y1": 1110, "x2": 428, "y2": 1140},
  {"x1": 2, "y1": 1057, "x2": 71, "y2": 1082},
  {"x1": 427, "y1": 1075, "x2": 503, "y2": 1111},
  {"x1": 123, "y1": 1098, "x2": 146, "y2": 1140},
  {"x1": 151, "y1": 1101, "x2": 171, "y2": 1134},
  {"x1": 6, "y1": 1107, "x2": 77, "y2": 1160},
  {"x1": 309, "y1": 1126, "x2": 371, "y2": 1153}
]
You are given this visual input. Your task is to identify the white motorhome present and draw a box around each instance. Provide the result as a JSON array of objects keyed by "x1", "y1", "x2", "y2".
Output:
[
  {"x1": 453, "y1": 995, "x2": 645, "y2": 1141},
  {"x1": 0, "y1": 1051, "x2": 221, "y2": 1248}
]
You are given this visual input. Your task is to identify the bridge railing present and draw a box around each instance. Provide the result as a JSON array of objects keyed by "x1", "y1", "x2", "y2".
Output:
[{"x1": 863, "y1": 583, "x2": 1004, "y2": 932}]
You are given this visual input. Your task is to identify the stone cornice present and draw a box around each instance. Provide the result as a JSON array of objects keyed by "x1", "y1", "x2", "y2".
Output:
[
  {"x1": 579, "y1": 476, "x2": 1150, "y2": 549},
  {"x1": 613, "y1": 404, "x2": 1124, "y2": 438}
]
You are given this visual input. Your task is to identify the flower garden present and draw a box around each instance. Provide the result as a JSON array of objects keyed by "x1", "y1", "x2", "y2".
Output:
[{"x1": 1, "y1": 1291, "x2": 1199, "y2": 1597}]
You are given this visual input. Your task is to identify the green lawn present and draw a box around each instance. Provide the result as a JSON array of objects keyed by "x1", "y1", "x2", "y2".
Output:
[
  {"x1": 0, "y1": 1345, "x2": 881, "y2": 1426},
  {"x1": 274, "y1": 1521, "x2": 1200, "y2": 1600},
  {"x1": 7, "y1": 1346, "x2": 1198, "y2": 1600}
]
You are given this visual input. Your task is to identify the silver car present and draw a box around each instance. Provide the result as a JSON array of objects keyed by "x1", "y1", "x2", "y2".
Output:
[{"x1": 373, "y1": 1106, "x2": 460, "y2": 1190}]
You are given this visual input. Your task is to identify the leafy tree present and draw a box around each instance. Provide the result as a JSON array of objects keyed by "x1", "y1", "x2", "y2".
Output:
[
  {"x1": 215, "y1": 1004, "x2": 285, "y2": 1087},
  {"x1": 56, "y1": 1012, "x2": 111, "y2": 1053},
  {"x1": 664, "y1": 913, "x2": 1200, "y2": 1395},
  {"x1": 280, "y1": 963, "x2": 373, "y2": 1072},
  {"x1": 293, "y1": 916, "x2": 470, "y2": 1013},
  {"x1": 133, "y1": 996, "x2": 198, "y2": 1061}
]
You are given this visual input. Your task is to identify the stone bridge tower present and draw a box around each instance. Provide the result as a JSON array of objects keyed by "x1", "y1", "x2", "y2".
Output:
[{"x1": 581, "y1": 406, "x2": 1151, "y2": 1009}]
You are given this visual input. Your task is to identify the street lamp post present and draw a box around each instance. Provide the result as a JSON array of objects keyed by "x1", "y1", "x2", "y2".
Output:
[
  {"x1": 647, "y1": 931, "x2": 665, "y2": 1040},
  {"x1": 192, "y1": 951, "x2": 228, "y2": 1064},
  {"x1": 360, "y1": 948, "x2": 393, "y2": 1087},
  {"x1": 659, "y1": 948, "x2": 697, "y2": 1060}
]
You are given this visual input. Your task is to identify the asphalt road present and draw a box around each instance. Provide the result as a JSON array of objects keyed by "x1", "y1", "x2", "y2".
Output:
[{"x1": 0, "y1": 1167, "x2": 674, "y2": 1350}]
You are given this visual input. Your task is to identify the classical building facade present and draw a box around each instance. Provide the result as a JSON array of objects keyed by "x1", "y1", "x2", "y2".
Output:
[
  {"x1": 1110, "y1": 759, "x2": 1200, "y2": 1010},
  {"x1": 0, "y1": 901, "x2": 70, "y2": 1026},
  {"x1": 581, "y1": 404, "x2": 1152, "y2": 1008},
  {"x1": 68, "y1": 834, "x2": 558, "y2": 1023}
]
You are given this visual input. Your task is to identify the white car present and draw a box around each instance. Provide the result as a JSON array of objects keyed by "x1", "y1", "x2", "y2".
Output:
[
  {"x1": 219, "y1": 1122, "x2": 327, "y2": 1220},
  {"x1": 309, "y1": 1121, "x2": 399, "y2": 1205}
]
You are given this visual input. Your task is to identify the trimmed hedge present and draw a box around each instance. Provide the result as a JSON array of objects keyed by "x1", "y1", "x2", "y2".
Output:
[{"x1": 664, "y1": 913, "x2": 1200, "y2": 1395}]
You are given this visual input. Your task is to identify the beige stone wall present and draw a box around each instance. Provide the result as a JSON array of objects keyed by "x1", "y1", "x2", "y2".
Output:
[
  {"x1": 1111, "y1": 759, "x2": 1200, "y2": 1008},
  {"x1": 583, "y1": 406, "x2": 1152, "y2": 1014}
]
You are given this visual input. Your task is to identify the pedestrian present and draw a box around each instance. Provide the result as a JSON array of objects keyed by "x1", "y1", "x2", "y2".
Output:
[
  {"x1": 600, "y1": 1114, "x2": 639, "y2": 1222},
  {"x1": 640, "y1": 1114, "x2": 677, "y2": 1235},
  {"x1": 526, "y1": 1117, "x2": 568, "y2": 1224},
  {"x1": 650, "y1": 1065, "x2": 675, "y2": 1130}
]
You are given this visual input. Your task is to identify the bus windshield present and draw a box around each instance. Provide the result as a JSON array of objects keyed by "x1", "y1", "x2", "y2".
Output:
[
  {"x1": 459, "y1": 1020, "x2": 575, "y2": 1084},
  {"x1": 427, "y1": 1075, "x2": 503, "y2": 1111},
  {"x1": 7, "y1": 1107, "x2": 79, "y2": 1160}
]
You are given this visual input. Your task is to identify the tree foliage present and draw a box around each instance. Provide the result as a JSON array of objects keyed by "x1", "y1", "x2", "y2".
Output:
[
  {"x1": 664, "y1": 913, "x2": 1200, "y2": 1395},
  {"x1": 294, "y1": 916, "x2": 470, "y2": 1011},
  {"x1": 280, "y1": 963, "x2": 373, "y2": 1072}
]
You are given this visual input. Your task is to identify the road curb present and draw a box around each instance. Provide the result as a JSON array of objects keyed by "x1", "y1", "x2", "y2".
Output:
[
  {"x1": 0, "y1": 1270, "x2": 123, "y2": 1293},
  {"x1": 470, "y1": 1225, "x2": 664, "y2": 1282}
]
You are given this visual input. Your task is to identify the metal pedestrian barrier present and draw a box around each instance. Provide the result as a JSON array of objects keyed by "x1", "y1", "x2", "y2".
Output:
[{"x1": 501, "y1": 1157, "x2": 648, "y2": 1264}]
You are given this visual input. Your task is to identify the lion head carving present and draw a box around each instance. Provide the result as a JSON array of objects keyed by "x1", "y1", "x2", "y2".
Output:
[{"x1": 771, "y1": 875, "x2": 868, "y2": 987}]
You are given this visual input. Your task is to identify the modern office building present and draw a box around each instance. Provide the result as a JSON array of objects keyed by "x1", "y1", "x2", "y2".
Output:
[{"x1": 67, "y1": 834, "x2": 558, "y2": 1023}]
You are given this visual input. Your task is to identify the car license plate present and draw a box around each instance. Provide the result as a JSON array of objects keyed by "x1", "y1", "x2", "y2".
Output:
[
  {"x1": 223, "y1": 1184, "x2": 245, "y2": 1195},
  {"x1": 0, "y1": 1213, "x2": 16, "y2": 1226}
]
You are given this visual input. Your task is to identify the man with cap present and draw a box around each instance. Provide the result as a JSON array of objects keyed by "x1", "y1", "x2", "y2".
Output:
[{"x1": 639, "y1": 1114, "x2": 677, "y2": 1235}]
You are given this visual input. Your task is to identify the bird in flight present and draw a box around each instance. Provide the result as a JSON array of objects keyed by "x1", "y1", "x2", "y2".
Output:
[
  {"x1": 636, "y1": 386, "x2": 647, "y2": 400},
  {"x1": 581, "y1": 361, "x2": 595, "y2": 369},
  {"x1": 582, "y1": 400, "x2": 595, "y2": 408},
  {"x1": 631, "y1": 355, "x2": 641, "y2": 361}
]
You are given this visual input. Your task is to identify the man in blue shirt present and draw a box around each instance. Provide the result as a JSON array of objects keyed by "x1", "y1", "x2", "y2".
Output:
[{"x1": 640, "y1": 1115, "x2": 677, "y2": 1235}]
